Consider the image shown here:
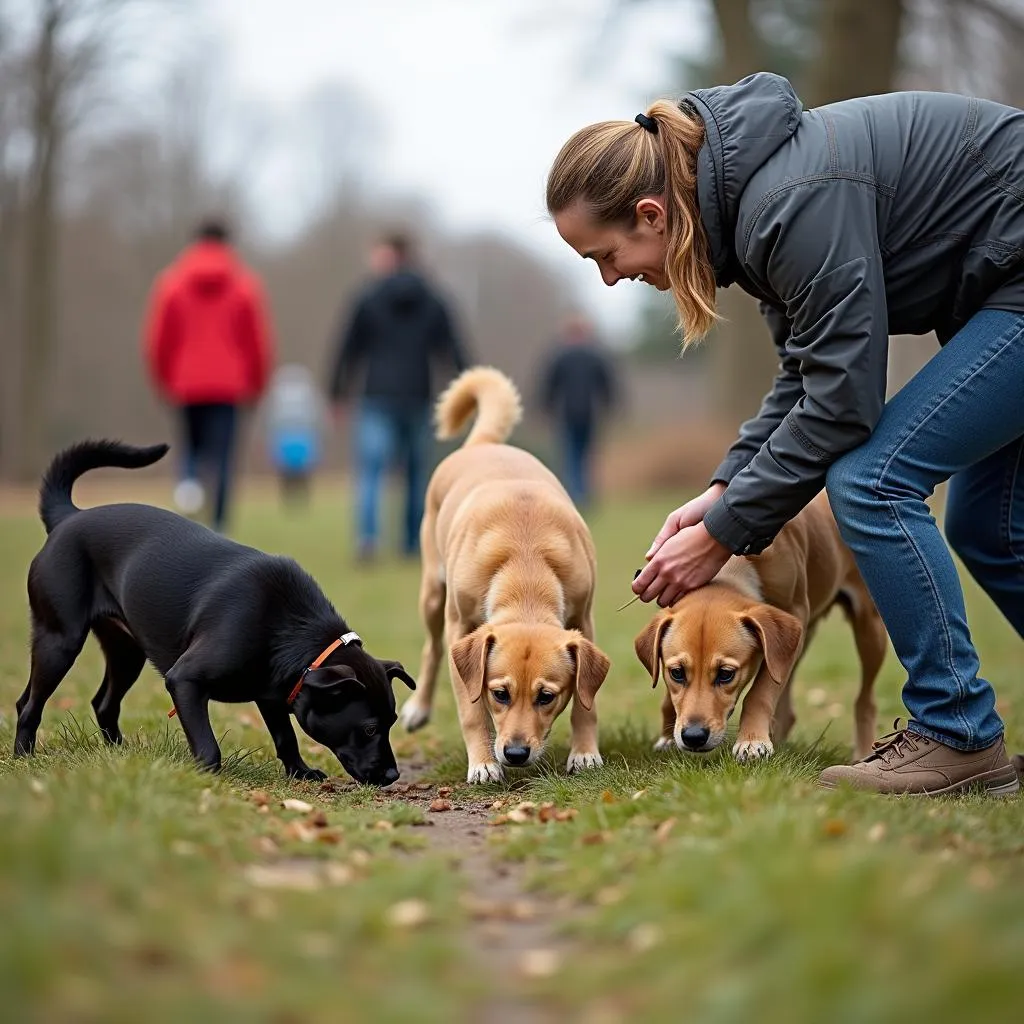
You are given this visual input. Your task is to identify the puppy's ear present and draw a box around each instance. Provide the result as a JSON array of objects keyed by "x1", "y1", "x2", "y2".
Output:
[
  {"x1": 379, "y1": 659, "x2": 417, "y2": 691},
  {"x1": 302, "y1": 664, "x2": 362, "y2": 695},
  {"x1": 739, "y1": 604, "x2": 804, "y2": 684},
  {"x1": 566, "y1": 636, "x2": 611, "y2": 711},
  {"x1": 634, "y1": 614, "x2": 673, "y2": 688},
  {"x1": 450, "y1": 629, "x2": 495, "y2": 704}
]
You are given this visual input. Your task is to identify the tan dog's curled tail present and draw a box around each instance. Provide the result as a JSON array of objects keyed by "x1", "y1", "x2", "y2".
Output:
[{"x1": 435, "y1": 367, "x2": 523, "y2": 447}]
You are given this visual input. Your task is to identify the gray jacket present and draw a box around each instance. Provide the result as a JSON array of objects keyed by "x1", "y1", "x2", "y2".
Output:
[{"x1": 687, "y1": 74, "x2": 1024, "y2": 554}]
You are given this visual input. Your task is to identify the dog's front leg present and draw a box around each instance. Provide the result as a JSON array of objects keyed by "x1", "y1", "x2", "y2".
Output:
[
  {"x1": 256, "y1": 699, "x2": 327, "y2": 782},
  {"x1": 165, "y1": 671, "x2": 221, "y2": 772},
  {"x1": 732, "y1": 666, "x2": 781, "y2": 762},
  {"x1": 567, "y1": 695, "x2": 603, "y2": 772}
]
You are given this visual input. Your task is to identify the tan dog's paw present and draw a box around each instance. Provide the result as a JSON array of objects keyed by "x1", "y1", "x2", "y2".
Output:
[
  {"x1": 653, "y1": 737, "x2": 674, "y2": 752},
  {"x1": 398, "y1": 699, "x2": 430, "y2": 733},
  {"x1": 732, "y1": 738, "x2": 774, "y2": 762},
  {"x1": 467, "y1": 761, "x2": 504, "y2": 785},
  {"x1": 566, "y1": 750, "x2": 603, "y2": 773}
]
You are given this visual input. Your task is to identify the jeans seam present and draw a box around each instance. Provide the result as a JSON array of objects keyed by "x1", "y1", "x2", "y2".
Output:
[{"x1": 1002, "y1": 438, "x2": 1024, "y2": 565}]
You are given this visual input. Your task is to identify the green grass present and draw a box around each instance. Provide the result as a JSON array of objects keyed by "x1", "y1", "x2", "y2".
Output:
[{"x1": 0, "y1": 480, "x2": 1021, "y2": 1023}]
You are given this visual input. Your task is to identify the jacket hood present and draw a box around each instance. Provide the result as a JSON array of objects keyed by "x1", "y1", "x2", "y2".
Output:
[
  {"x1": 176, "y1": 241, "x2": 238, "y2": 296},
  {"x1": 685, "y1": 73, "x2": 803, "y2": 285},
  {"x1": 374, "y1": 268, "x2": 431, "y2": 313}
]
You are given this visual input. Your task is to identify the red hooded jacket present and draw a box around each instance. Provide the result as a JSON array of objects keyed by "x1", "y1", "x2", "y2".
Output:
[{"x1": 145, "y1": 241, "x2": 274, "y2": 405}]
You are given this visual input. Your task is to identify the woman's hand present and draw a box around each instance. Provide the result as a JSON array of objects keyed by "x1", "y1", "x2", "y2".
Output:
[
  {"x1": 632, "y1": 522, "x2": 732, "y2": 608},
  {"x1": 644, "y1": 482, "x2": 727, "y2": 559}
]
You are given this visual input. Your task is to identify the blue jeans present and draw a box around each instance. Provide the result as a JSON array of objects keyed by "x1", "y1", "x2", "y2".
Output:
[
  {"x1": 826, "y1": 309, "x2": 1024, "y2": 751},
  {"x1": 354, "y1": 400, "x2": 430, "y2": 554},
  {"x1": 562, "y1": 419, "x2": 595, "y2": 509},
  {"x1": 181, "y1": 403, "x2": 237, "y2": 532}
]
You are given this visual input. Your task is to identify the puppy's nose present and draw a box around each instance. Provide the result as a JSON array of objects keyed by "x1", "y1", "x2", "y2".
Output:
[
  {"x1": 681, "y1": 725, "x2": 710, "y2": 750},
  {"x1": 382, "y1": 766, "x2": 400, "y2": 785},
  {"x1": 503, "y1": 744, "x2": 531, "y2": 766}
]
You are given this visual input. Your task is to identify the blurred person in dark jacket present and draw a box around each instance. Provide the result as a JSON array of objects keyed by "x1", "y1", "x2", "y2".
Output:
[
  {"x1": 539, "y1": 312, "x2": 617, "y2": 509},
  {"x1": 328, "y1": 233, "x2": 470, "y2": 562},
  {"x1": 144, "y1": 218, "x2": 274, "y2": 533}
]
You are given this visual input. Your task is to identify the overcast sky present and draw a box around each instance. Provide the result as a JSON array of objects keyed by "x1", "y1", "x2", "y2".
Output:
[{"x1": 206, "y1": 0, "x2": 708, "y2": 336}]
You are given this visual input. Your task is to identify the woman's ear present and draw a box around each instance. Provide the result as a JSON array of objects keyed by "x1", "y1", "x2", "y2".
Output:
[{"x1": 635, "y1": 196, "x2": 667, "y2": 233}]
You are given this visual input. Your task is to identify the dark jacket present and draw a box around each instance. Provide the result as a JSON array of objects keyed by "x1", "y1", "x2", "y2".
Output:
[
  {"x1": 686, "y1": 74, "x2": 1024, "y2": 555},
  {"x1": 540, "y1": 343, "x2": 616, "y2": 428},
  {"x1": 328, "y1": 268, "x2": 469, "y2": 406}
]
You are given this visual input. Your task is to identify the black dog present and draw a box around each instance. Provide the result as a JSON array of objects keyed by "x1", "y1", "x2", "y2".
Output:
[{"x1": 14, "y1": 440, "x2": 415, "y2": 785}]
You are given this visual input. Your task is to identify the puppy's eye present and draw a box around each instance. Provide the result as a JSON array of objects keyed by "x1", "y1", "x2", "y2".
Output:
[
  {"x1": 668, "y1": 666, "x2": 686, "y2": 684},
  {"x1": 715, "y1": 667, "x2": 737, "y2": 686},
  {"x1": 363, "y1": 723, "x2": 377, "y2": 737},
  {"x1": 536, "y1": 689, "x2": 555, "y2": 706},
  {"x1": 492, "y1": 688, "x2": 511, "y2": 705}
]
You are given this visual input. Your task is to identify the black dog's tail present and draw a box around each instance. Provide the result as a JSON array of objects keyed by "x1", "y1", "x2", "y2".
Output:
[{"x1": 39, "y1": 439, "x2": 170, "y2": 534}]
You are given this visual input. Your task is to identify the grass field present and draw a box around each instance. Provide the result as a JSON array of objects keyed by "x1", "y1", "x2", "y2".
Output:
[{"x1": 0, "y1": 478, "x2": 1021, "y2": 1024}]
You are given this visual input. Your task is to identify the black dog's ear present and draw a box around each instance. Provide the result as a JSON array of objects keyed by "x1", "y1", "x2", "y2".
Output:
[
  {"x1": 379, "y1": 659, "x2": 417, "y2": 691},
  {"x1": 302, "y1": 664, "x2": 363, "y2": 695}
]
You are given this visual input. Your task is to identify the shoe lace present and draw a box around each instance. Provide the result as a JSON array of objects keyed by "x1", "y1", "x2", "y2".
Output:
[{"x1": 866, "y1": 719, "x2": 925, "y2": 765}]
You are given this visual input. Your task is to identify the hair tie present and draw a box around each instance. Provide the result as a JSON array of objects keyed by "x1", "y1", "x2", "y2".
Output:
[{"x1": 635, "y1": 113, "x2": 658, "y2": 135}]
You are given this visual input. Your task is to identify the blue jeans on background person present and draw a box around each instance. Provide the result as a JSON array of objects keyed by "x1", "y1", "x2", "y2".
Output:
[
  {"x1": 826, "y1": 308, "x2": 1024, "y2": 752},
  {"x1": 562, "y1": 418, "x2": 595, "y2": 509},
  {"x1": 180, "y1": 402, "x2": 237, "y2": 532},
  {"x1": 354, "y1": 399, "x2": 430, "y2": 557}
]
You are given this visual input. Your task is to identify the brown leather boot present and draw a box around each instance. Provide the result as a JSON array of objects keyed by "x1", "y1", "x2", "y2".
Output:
[{"x1": 819, "y1": 724, "x2": 1019, "y2": 797}]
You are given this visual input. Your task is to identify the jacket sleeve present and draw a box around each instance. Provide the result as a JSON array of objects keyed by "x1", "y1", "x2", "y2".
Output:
[
  {"x1": 710, "y1": 302, "x2": 804, "y2": 484},
  {"x1": 703, "y1": 180, "x2": 890, "y2": 554},
  {"x1": 241, "y1": 278, "x2": 275, "y2": 399},
  {"x1": 143, "y1": 276, "x2": 177, "y2": 398},
  {"x1": 328, "y1": 295, "x2": 370, "y2": 402},
  {"x1": 432, "y1": 297, "x2": 471, "y2": 374}
]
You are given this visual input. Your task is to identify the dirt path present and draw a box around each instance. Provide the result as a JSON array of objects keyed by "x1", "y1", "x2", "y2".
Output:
[{"x1": 380, "y1": 761, "x2": 570, "y2": 1024}]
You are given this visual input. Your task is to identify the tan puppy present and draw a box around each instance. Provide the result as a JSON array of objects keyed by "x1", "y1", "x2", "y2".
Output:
[
  {"x1": 634, "y1": 492, "x2": 887, "y2": 762},
  {"x1": 400, "y1": 367, "x2": 611, "y2": 783}
]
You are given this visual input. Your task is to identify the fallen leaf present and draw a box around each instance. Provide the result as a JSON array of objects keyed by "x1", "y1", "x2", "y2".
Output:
[
  {"x1": 654, "y1": 818, "x2": 676, "y2": 844},
  {"x1": 867, "y1": 822, "x2": 887, "y2": 843},
  {"x1": 581, "y1": 832, "x2": 607, "y2": 846},
  {"x1": 601, "y1": 790, "x2": 616, "y2": 804},
  {"x1": 554, "y1": 808, "x2": 579, "y2": 822},
  {"x1": 386, "y1": 899, "x2": 431, "y2": 929},
  {"x1": 413, "y1": 781, "x2": 433, "y2": 791},
  {"x1": 490, "y1": 799, "x2": 507, "y2": 811},
  {"x1": 283, "y1": 821, "x2": 319, "y2": 844},
  {"x1": 315, "y1": 829, "x2": 344, "y2": 845},
  {"x1": 371, "y1": 820, "x2": 395, "y2": 831},
  {"x1": 519, "y1": 949, "x2": 561, "y2": 979},
  {"x1": 823, "y1": 818, "x2": 847, "y2": 837},
  {"x1": 281, "y1": 798, "x2": 314, "y2": 814},
  {"x1": 390, "y1": 783, "x2": 412, "y2": 794},
  {"x1": 429, "y1": 799, "x2": 453, "y2": 813},
  {"x1": 538, "y1": 803, "x2": 557, "y2": 823},
  {"x1": 437, "y1": 786, "x2": 453, "y2": 797},
  {"x1": 305, "y1": 810, "x2": 329, "y2": 829},
  {"x1": 250, "y1": 790, "x2": 270, "y2": 808},
  {"x1": 29, "y1": 778, "x2": 45, "y2": 795},
  {"x1": 627, "y1": 923, "x2": 661, "y2": 953},
  {"x1": 488, "y1": 815, "x2": 511, "y2": 827},
  {"x1": 244, "y1": 863, "x2": 321, "y2": 891},
  {"x1": 631, "y1": 790, "x2": 648, "y2": 801}
]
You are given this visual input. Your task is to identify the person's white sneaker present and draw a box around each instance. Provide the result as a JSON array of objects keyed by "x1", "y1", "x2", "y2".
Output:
[{"x1": 173, "y1": 479, "x2": 205, "y2": 515}]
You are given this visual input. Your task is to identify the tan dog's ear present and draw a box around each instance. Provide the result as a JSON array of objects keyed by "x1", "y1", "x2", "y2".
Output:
[
  {"x1": 566, "y1": 636, "x2": 611, "y2": 711},
  {"x1": 450, "y1": 629, "x2": 496, "y2": 704},
  {"x1": 634, "y1": 615, "x2": 673, "y2": 688},
  {"x1": 739, "y1": 605, "x2": 804, "y2": 684}
]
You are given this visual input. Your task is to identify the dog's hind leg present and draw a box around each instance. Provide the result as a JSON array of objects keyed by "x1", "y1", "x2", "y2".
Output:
[
  {"x1": 844, "y1": 590, "x2": 887, "y2": 761},
  {"x1": 90, "y1": 620, "x2": 146, "y2": 745},
  {"x1": 15, "y1": 623, "x2": 88, "y2": 756},
  {"x1": 402, "y1": 551, "x2": 446, "y2": 733},
  {"x1": 164, "y1": 644, "x2": 223, "y2": 772}
]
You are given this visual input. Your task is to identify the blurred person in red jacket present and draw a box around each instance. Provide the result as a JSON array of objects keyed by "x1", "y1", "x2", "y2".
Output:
[{"x1": 144, "y1": 218, "x2": 275, "y2": 532}]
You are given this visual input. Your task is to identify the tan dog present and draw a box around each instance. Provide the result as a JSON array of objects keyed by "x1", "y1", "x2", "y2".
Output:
[
  {"x1": 399, "y1": 367, "x2": 611, "y2": 783},
  {"x1": 634, "y1": 492, "x2": 887, "y2": 762}
]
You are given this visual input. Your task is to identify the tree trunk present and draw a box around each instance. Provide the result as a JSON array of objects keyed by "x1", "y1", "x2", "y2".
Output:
[{"x1": 811, "y1": 0, "x2": 905, "y2": 105}]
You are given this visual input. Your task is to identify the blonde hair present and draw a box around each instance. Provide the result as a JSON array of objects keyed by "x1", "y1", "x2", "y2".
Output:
[{"x1": 546, "y1": 100, "x2": 717, "y2": 346}]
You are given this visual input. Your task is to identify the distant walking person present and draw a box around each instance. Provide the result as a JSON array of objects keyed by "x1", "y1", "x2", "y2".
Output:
[
  {"x1": 539, "y1": 312, "x2": 617, "y2": 509},
  {"x1": 266, "y1": 363, "x2": 324, "y2": 508},
  {"x1": 328, "y1": 233, "x2": 470, "y2": 561},
  {"x1": 144, "y1": 218, "x2": 274, "y2": 533}
]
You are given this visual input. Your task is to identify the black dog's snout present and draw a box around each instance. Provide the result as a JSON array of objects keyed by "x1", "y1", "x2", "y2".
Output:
[
  {"x1": 382, "y1": 766, "x2": 400, "y2": 785},
  {"x1": 503, "y1": 744, "x2": 531, "y2": 766},
  {"x1": 681, "y1": 725, "x2": 710, "y2": 750}
]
